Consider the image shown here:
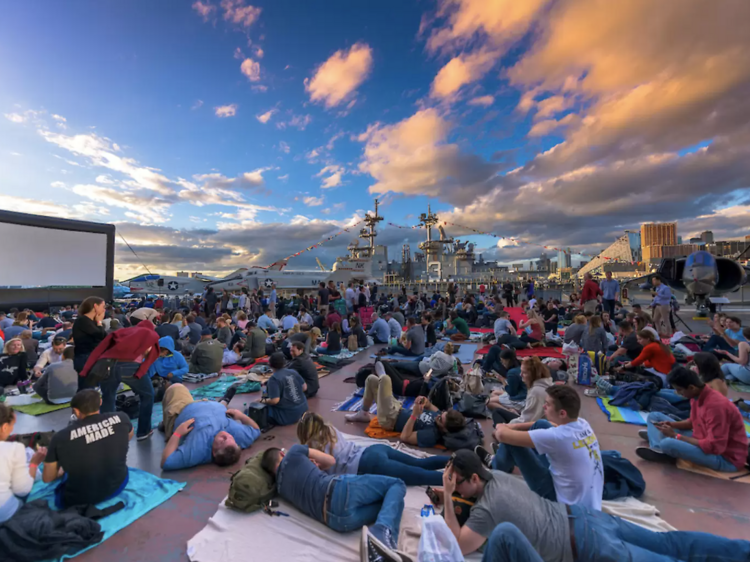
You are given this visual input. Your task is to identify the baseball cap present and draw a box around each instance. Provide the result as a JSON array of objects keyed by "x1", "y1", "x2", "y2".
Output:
[{"x1": 450, "y1": 450, "x2": 493, "y2": 482}]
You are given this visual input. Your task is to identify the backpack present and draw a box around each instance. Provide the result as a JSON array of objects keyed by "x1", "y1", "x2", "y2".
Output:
[
  {"x1": 442, "y1": 418, "x2": 484, "y2": 451},
  {"x1": 576, "y1": 353, "x2": 593, "y2": 386},
  {"x1": 586, "y1": 351, "x2": 609, "y2": 377},
  {"x1": 456, "y1": 393, "x2": 491, "y2": 418},
  {"x1": 225, "y1": 452, "x2": 277, "y2": 513},
  {"x1": 427, "y1": 377, "x2": 459, "y2": 411},
  {"x1": 347, "y1": 334, "x2": 359, "y2": 352},
  {"x1": 116, "y1": 394, "x2": 140, "y2": 420}
]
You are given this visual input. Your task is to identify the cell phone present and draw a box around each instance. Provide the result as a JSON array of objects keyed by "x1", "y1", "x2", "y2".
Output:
[
  {"x1": 424, "y1": 368, "x2": 434, "y2": 381},
  {"x1": 425, "y1": 486, "x2": 441, "y2": 506}
]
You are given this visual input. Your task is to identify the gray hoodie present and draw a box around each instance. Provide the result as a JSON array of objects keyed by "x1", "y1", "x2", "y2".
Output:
[{"x1": 510, "y1": 377, "x2": 554, "y2": 425}]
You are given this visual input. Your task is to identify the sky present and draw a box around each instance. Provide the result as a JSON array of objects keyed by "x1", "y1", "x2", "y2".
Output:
[{"x1": 2, "y1": 0, "x2": 749, "y2": 280}]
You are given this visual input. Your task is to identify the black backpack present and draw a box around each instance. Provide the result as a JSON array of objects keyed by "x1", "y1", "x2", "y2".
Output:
[
  {"x1": 427, "y1": 377, "x2": 459, "y2": 411},
  {"x1": 116, "y1": 394, "x2": 139, "y2": 420}
]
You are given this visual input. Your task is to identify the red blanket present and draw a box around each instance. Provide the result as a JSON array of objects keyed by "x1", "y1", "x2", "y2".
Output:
[
  {"x1": 477, "y1": 345, "x2": 565, "y2": 359},
  {"x1": 505, "y1": 307, "x2": 527, "y2": 326}
]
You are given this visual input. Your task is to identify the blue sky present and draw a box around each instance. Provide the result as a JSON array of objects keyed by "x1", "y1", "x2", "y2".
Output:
[{"x1": 2, "y1": 0, "x2": 749, "y2": 278}]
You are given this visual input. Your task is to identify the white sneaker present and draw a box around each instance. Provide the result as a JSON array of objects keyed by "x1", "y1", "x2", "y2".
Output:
[{"x1": 346, "y1": 410, "x2": 371, "y2": 423}]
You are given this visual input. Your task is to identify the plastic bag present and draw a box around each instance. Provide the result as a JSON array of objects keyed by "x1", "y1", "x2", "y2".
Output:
[{"x1": 418, "y1": 515, "x2": 464, "y2": 562}]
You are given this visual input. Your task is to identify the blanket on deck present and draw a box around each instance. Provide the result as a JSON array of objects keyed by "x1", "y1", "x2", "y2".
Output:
[
  {"x1": 333, "y1": 389, "x2": 416, "y2": 413},
  {"x1": 27, "y1": 468, "x2": 184, "y2": 561},
  {"x1": 9, "y1": 384, "x2": 132, "y2": 416}
]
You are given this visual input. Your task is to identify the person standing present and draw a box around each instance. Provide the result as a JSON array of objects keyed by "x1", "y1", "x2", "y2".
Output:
[
  {"x1": 72, "y1": 296, "x2": 107, "y2": 389},
  {"x1": 580, "y1": 273, "x2": 602, "y2": 314},
  {"x1": 599, "y1": 271, "x2": 620, "y2": 317},
  {"x1": 650, "y1": 276, "x2": 673, "y2": 337}
]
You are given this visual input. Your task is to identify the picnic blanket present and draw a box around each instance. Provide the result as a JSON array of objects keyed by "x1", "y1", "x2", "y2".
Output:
[
  {"x1": 186, "y1": 437, "x2": 446, "y2": 562},
  {"x1": 476, "y1": 345, "x2": 564, "y2": 359},
  {"x1": 369, "y1": 353, "x2": 423, "y2": 362},
  {"x1": 333, "y1": 388, "x2": 416, "y2": 413},
  {"x1": 597, "y1": 397, "x2": 750, "y2": 437},
  {"x1": 9, "y1": 384, "x2": 132, "y2": 416},
  {"x1": 676, "y1": 459, "x2": 750, "y2": 484},
  {"x1": 189, "y1": 376, "x2": 261, "y2": 400},
  {"x1": 27, "y1": 468, "x2": 184, "y2": 561},
  {"x1": 729, "y1": 381, "x2": 750, "y2": 393}
]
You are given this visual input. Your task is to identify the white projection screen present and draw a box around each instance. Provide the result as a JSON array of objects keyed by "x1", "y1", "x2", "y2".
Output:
[
  {"x1": 0, "y1": 211, "x2": 115, "y2": 308},
  {"x1": 0, "y1": 222, "x2": 107, "y2": 287}
]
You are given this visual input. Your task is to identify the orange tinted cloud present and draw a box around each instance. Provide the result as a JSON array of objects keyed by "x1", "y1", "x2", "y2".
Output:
[{"x1": 305, "y1": 43, "x2": 373, "y2": 108}]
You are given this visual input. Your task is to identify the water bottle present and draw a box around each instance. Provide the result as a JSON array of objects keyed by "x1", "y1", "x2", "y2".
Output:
[
  {"x1": 420, "y1": 505, "x2": 435, "y2": 517},
  {"x1": 243, "y1": 402, "x2": 248, "y2": 415}
]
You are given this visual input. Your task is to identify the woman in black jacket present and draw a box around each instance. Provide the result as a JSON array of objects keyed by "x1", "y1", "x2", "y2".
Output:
[
  {"x1": 72, "y1": 296, "x2": 106, "y2": 387},
  {"x1": 0, "y1": 338, "x2": 29, "y2": 388}
]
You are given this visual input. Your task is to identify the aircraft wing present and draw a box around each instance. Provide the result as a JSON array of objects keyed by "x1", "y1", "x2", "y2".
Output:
[{"x1": 621, "y1": 274, "x2": 655, "y2": 289}]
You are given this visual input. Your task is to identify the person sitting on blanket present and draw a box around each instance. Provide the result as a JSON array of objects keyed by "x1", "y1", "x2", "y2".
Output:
[
  {"x1": 221, "y1": 340, "x2": 244, "y2": 365},
  {"x1": 477, "y1": 385, "x2": 604, "y2": 511},
  {"x1": 297, "y1": 412, "x2": 449, "y2": 486},
  {"x1": 147, "y1": 336, "x2": 189, "y2": 384},
  {"x1": 32, "y1": 336, "x2": 68, "y2": 378},
  {"x1": 444, "y1": 310, "x2": 470, "y2": 340},
  {"x1": 440, "y1": 450, "x2": 750, "y2": 562},
  {"x1": 490, "y1": 357, "x2": 554, "y2": 426},
  {"x1": 422, "y1": 312, "x2": 437, "y2": 348},
  {"x1": 563, "y1": 314, "x2": 587, "y2": 347},
  {"x1": 703, "y1": 315, "x2": 747, "y2": 354},
  {"x1": 33, "y1": 345, "x2": 77, "y2": 405},
  {"x1": 717, "y1": 326, "x2": 750, "y2": 385},
  {"x1": 617, "y1": 329, "x2": 675, "y2": 378},
  {"x1": 607, "y1": 320, "x2": 643, "y2": 366},
  {"x1": 636, "y1": 366, "x2": 748, "y2": 470},
  {"x1": 315, "y1": 322, "x2": 342, "y2": 356},
  {"x1": 259, "y1": 352, "x2": 309, "y2": 426},
  {"x1": 43, "y1": 389, "x2": 132, "y2": 508},
  {"x1": 189, "y1": 328, "x2": 224, "y2": 375},
  {"x1": 384, "y1": 312, "x2": 401, "y2": 342},
  {"x1": 368, "y1": 313, "x2": 390, "y2": 345},
  {"x1": 384, "y1": 317, "x2": 425, "y2": 357},
  {"x1": 691, "y1": 352, "x2": 729, "y2": 396},
  {"x1": 346, "y1": 363, "x2": 467, "y2": 448},
  {"x1": 349, "y1": 315, "x2": 368, "y2": 348},
  {"x1": 261, "y1": 445, "x2": 407, "y2": 559},
  {"x1": 160, "y1": 383, "x2": 260, "y2": 470},
  {"x1": 0, "y1": 403, "x2": 47, "y2": 523},
  {"x1": 289, "y1": 341, "x2": 319, "y2": 398},
  {"x1": 486, "y1": 348, "x2": 527, "y2": 413}
]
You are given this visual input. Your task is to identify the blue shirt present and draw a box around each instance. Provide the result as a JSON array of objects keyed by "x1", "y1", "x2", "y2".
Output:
[
  {"x1": 725, "y1": 328, "x2": 748, "y2": 346},
  {"x1": 269, "y1": 289, "x2": 277, "y2": 304},
  {"x1": 282, "y1": 316, "x2": 298, "y2": 331},
  {"x1": 258, "y1": 314, "x2": 275, "y2": 331},
  {"x1": 494, "y1": 318, "x2": 512, "y2": 340},
  {"x1": 369, "y1": 318, "x2": 389, "y2": 342},
  {"x1": 652, "y1": 284, "x2": 672, "y2": 306},
  {"x1": 277, "y1": 444, "x2": 333, "y2": 523},
  {"x1": 162, "y1": 401, "x2": 260, "y2": 471},
  {"x1": 394, "y1": 409, "x2": 441, "y2": 448},
  {"x1": 267, "y1": 368, "x2": 308, "y2": 426},
  {"x1": 387, "y1": 318, "x2": 402, "y2": 339},
  {"x1": 600, "y1": 279, "x2": 620, "y2": 300}
]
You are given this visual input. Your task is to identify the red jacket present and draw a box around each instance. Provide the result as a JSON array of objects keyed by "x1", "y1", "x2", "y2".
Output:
[
  {"x1": 691, "y1": 386, "x2": 748, "y2": 469},
  {"x1": 580, "y1": 280, "x2": 602, "y2": 304},
  {"x1": 80, "y1": 320, "x2": 161, "y2": 379}
]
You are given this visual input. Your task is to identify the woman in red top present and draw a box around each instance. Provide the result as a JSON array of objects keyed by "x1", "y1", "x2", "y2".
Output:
[
  {"x1": 623, "y1": 330, "x2": 675, "y2": 374},
  {"x1": 518, "y1": 310, "x2": 545, "y2": 348}
]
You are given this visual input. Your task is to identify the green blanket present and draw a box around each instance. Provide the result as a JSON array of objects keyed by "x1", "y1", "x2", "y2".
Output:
[
  {"x1": 11, "y1": 384, "x2": 132, "y2": 416},
  {"x1": 189, "y1": 376, "x2": 261, "y2": 400}
]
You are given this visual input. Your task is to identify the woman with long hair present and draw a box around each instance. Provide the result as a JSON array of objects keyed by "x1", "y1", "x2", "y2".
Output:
[
  {"x1": 518, "y1": 310, "x2": 545, "y2": 347},
  {"x1": 492, "y1": 356, "x2": 553, "y2": 426},
  {"x1": 316, "y1": 322, "x2": 342, "y2": 355},
  {"x1": 622, "y1": 330, "x2": 675, "y2": 376},
  {"x1": 72, "y1": 296, "x2": 106, "y2": 386},
  {"x1": 581, "y1": 316, "x2": 608, "y2": 354},
  {"x1": 717, "y1": 327, "x2": 750, "y2": 385},
  {"x1": 296, "y1": 412, "x2": 448, "y2": 486},
  {"x1": 0, "y1": 338, "x2": 29, "y2": 388},
  {"x1": 691, "y1": 352, "x2": 729, "y2": 396},
  {"x1": 170, "y1": 312, "x2": 183, "y2": 327}
]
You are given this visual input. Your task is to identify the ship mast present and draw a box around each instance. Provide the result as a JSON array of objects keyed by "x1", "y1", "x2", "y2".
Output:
[{"x1": 348, "y1": 198, "x2": 383, "y2": 259}]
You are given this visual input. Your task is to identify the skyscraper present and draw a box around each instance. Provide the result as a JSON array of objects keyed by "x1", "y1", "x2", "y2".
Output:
[
  {"x1": 641, "y1": 222, "x2": 677, "y2": 263},
  {"x1": 557, "y1": 249, "x2": 571, "y2": 269},
  {"x1": 700, "y1": 230, "x2": 714, "y2": 244}
]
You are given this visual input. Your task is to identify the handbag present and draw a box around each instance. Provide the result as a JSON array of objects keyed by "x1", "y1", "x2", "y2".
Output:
[
  {"x1": 87, "y1": 358, "x2": 118, "y2": 385},
  {"x1": 246, "y1": 402, "x2": 270, "y2": 430},
  {"x1": 460, "y1": 364, "x2": 484, "y2": 395}
]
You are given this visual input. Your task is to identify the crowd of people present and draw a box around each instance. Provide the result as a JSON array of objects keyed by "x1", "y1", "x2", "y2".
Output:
[{"x1": 1, "y1": 274, "x2": 749, "y2": 562}]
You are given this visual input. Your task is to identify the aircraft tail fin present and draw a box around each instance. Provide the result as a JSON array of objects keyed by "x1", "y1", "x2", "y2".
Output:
[{"x1": 267, "y1": 260, "x2": 288, "y2": 271}]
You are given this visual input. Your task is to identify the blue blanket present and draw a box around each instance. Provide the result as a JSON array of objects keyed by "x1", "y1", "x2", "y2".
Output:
[{"x1": 28, "y1": 468, "x2": 185, "y2": 560}]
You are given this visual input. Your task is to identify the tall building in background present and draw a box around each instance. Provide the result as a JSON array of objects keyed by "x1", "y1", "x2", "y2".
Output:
[
  {"x1": 701, "y1": 230, "x2": 714, "y2": 244},
  {"x1": 641, "y1": 222, "x2": 677, "y2": 263},
  {"x1": 557, "y1": 249, "x2": 572, "y2": 269}
]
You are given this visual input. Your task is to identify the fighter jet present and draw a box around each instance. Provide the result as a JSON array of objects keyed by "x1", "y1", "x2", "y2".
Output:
[
  {"x1": 124, "y1": 273, "x2": 217, "y2": 295},
  {"x1": 626, "y1": 250, "x2": 748, "y2": 311}
]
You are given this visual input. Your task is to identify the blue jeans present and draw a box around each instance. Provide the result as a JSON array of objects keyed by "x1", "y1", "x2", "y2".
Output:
[
  {"x1": 357, "y1": 444, "x2": 449, "y2": 486},
  {"x1": 491, "y1": 420, "x2": 557, "y2": 502},
  {"x1": 315, "y1": 346, "x2": 340, "y2": 355},
  {"x1": 385, "y1": 345, "x2": 419, "y2": 357},
  {"x1": 646, "y1": 412, "x2": 737, "y2": 471},
  {"x1": 570, "y1": 503, "x2": 750, "y2": 562},
  {"x1": 481, "y1": 523, "x2": 543, "y2": 562},
  {"x1": 702, "y1": 335, "x2": 735, "y2": 353},
  {"x1": 445, "y1": 328, "x2": 458, "y2": 335},
  {"x1": 100, "y1": 361, "x2": 154, "y2": 438},
  {"x1": 482, "y1": 345, "x2": 502, "y2": 372},
  {"x1": 326, "y1": 474, "x2": 406, "y2": 537},
  {"x1": 722, "y1": 363, "x2": 750, "y2": 385}
]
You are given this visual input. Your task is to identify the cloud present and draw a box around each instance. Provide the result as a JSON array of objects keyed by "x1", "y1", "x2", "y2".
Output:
[
  {"x1": 468, "y1": 95, "x2": 495, "y2": 107},
  {"x1": 191, "y1": 99, "x2": 204, "y2": 110},
  {"x1": 317, "y1": 165, "x2": 344, "y2": 189},
  {"x1": 253, "y1": 45, "x2": 264, "y2": 59},
  {"x1": 276, "y1": 113, "x2": 312, "y2": 131},
  {"x1": 240, "y1": 58, "x2": 261, "y2": 81},
  {"x1": 278, "y1": 141, "x2": 290, "y2": 154},
  {"x1": 256, "y1": 107, "x2": 277, "y2": 123},
  {"x1": 305, "y1": 42, "x2": 373, "y2": 108},
  {"x1": 303, "y1": 196, "x2": 324, "y2": 206},
  {"x1": 193, "y1": 168, "x2": 272, "y2": 191},
  {"x1": 430, "y1": 49, "x2": 498, "y2": 99},
  {"x1": 71, "y1": 184, "x2": 172, "y2": 224},
  {"x1": 277, "y1": 174, "x2": 289, "y2": 181},
  {"x1": 50, "y1": 181, "x2": 65, "y2": 188},
  {"x1": 4, "y1": 113, "x2": 26, "y2": 123},
  {"x1": 527, "y1": 113, "x2": 579, "y2": 137},
  {"x1": 214, "y1": 104, "x2": 238, "y2": 118},
  {"x1": 220, "y1": 0, "x2": 261, "y2": 28},
  {"x1": 0, "y1": 194, "x2": 108, "y2": 220},
  {"x1": 233, "y1": 47, "x2": 244, "y2": 59},
  {"x1": 357, "y1": 108, "x2": 500, "y2": 205},
  {"x1": 192, "y1": 0, "x2": 216, "y2": 21}
]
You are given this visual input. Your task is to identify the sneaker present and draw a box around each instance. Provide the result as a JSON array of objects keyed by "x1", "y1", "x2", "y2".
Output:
[
  {"x1": 635, "y1": 447, "x2": 675, "y2": 464},
  {"x1": 137, "y1": 429, "x2": 154, "y2": 441},
  {"x1": 345, "y1": 410, "x2": 372, "y2": 423},
  {"x1": 157, "y1": 421, "x2": 165, "y2": 433},
  {"x1": 361, "y1": 525, "x2": 400, "y2": 562},
  {"x1": 584, "y1": 387, "x2": 607, "y2": 398},
  {"x1": 374, "y1": 360, "x2": 386, "y2": 377},
  {"x1": 491, "y1": 442, "x2": 499, "y2": 454},
  {"x1": 221, "y1": 384, "x2": 239, "y2": 404},
  {"x1": 474, "y1": 445, "x2": 493, "y2": 468}
]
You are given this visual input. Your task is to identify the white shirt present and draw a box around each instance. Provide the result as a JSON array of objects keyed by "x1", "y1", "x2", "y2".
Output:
[
  {"x1": 0, "y1": 442, "x2": 34, "y2": 515},
  {"x1": 34, "y1": 347, "x2": 65, "y2": 371},
  {"x1": 528, "y1": 418, "x2": 604, "y2": 510},
  {"x1": 529, "y1": 298, "x2": 537, "y2": 309},
  {"x1": 345, "y1": 288, "x2": 356, "y2": 306}
]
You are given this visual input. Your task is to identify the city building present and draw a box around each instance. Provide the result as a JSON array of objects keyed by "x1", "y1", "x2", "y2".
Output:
[
  {"x1": 701, "y1": 231, "x2": 715, "y2": 244},
  {"x1": 557, "y1": 249, "x2": 572, "y2": 269},
  {"x1": 641, "y1": 222, "x2": 677, "y2": 263},
  {"x1": 577, "y1": 232, "x2": 642, "y2": 277},
  {"x1": 537, "y1": 252, "x2": 551, "y2": 272}
]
